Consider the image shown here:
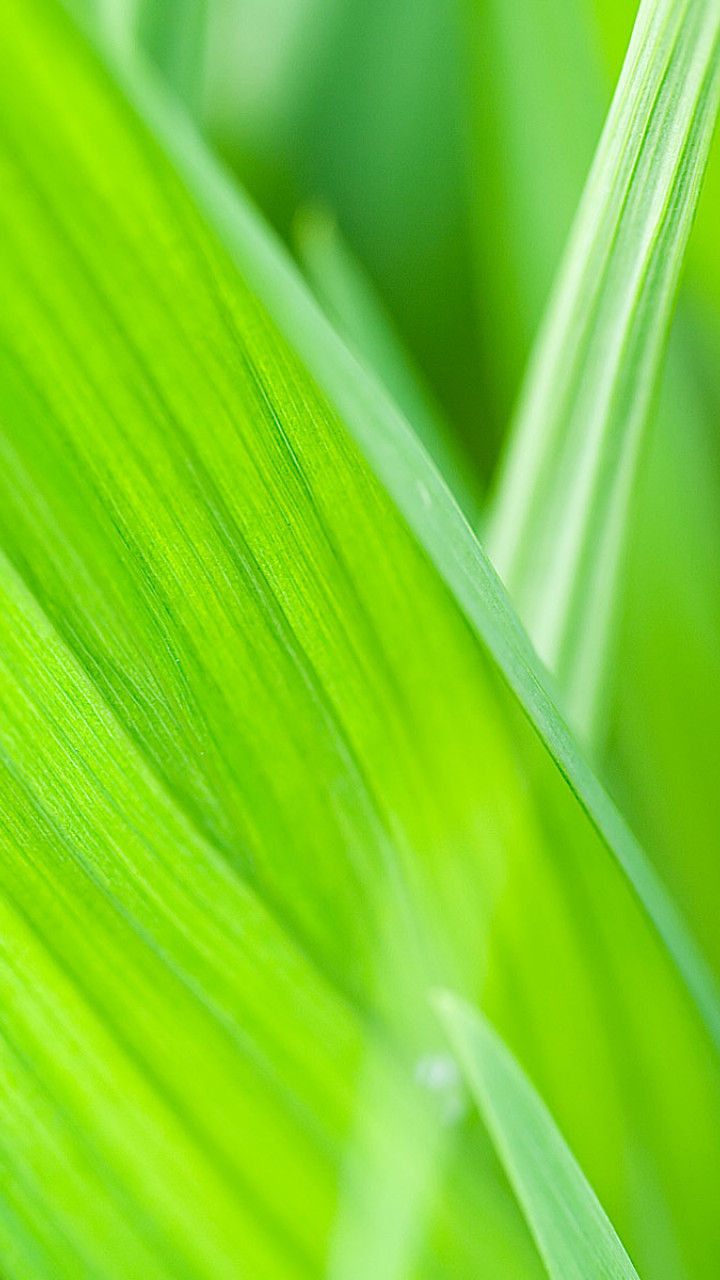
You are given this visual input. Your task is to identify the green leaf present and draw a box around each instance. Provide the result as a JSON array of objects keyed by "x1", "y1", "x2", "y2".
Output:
[
  {"x1": 607, "y1": 330, "x2": 720, "y2": 977},
  {"x1": 467, "y1": 0, "x2": 720, "y2": 1027},
  {"x1": 435, "y1": 991, "x2": 641, "y2": 1280},
  {"x1": 89, "y1": 0, "x2": 720, "y2": 1065},
  {"x1": 4, "y1": 3, "x2": 720, "y2": 1277},
  {"x1": 486, "y1": 0, "x2": 720, "y2": 741}
]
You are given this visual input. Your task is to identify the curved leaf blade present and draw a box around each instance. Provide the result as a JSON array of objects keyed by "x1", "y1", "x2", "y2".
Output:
[
  {"x1": 487, "y1": 0, "x2": 720, "y2": 739},
  {"x1": 435, "y1": 991, "x2": 641, "y2": 1280}
]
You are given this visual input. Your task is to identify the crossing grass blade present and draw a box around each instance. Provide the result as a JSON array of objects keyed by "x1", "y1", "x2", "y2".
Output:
[
  {"x1": 466, "y1": 0, "x2": 720, "y2": 1001},
  {"x1": 486, "y1": 0, "x2": 720, "y2": 742},
  {"x1": 435, "y1": 991, "x2": 641, "y2": 1280}
]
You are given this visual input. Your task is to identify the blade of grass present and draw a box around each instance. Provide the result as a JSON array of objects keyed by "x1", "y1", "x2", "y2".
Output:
[
  {"x1": 7, "y1": 3, "x2": 720, "y2": 1274},
  {"x1": 58, "y1": 0, "x2": 720, "y2": 1061},
  {"x1": 435, "y1": 991, "x2": 641, "y2": 1280},
  {"x1": 486, "y1": 0, "x2": 720, "y2": 742},
  {"x1": 467, "y1": 0, "x2": 720, "y2": 1083}
]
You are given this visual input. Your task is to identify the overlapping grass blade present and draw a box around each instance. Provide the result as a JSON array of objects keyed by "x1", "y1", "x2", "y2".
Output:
[
  {"x1": 435, "y1": 992, "x2": 641, "y2": 1280},
  {"x1": 486, "y1": 0, "x2": 720, "y2": 740}
]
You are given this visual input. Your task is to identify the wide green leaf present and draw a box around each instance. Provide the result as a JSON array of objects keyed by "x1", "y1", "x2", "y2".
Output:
[{"x1": 89, "y1": 0, "x2": 720, "y2": 1058}]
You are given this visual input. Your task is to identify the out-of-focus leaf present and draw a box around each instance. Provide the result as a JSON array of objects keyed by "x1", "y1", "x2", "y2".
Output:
[
  {"x1": 294, "y1": 202, "x2": 481, "y2": 520},
  {"x1": 607, "y1": 334, "x2": 720, "y2": 979},
  {"x1": 66, "y1": 0, "x2": 137, "y2": 51},
  {"x1": 205, "y1": 0, "x2": 485, "y2": 471},
  {"x1": 137, "y1": 0, "x2": 208, "y2": 113},
  {"x1": 464, "y1": 0, "x2": 605, "y2": 420}
]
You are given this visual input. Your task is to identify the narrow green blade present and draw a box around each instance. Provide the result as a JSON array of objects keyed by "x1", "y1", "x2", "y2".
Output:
[
  {"x1": 487, "y1": 0, "x2": 720, "y2": 740},
  {"x1": 435, "y1": 991, "x2": 641, "y2": 1280}
]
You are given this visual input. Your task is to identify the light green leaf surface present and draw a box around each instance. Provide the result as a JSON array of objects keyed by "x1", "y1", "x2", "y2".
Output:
[
  {"x1": 487, "y1": 0, "x2": 720, "y2": 740},
  {"x1": 3, "y1": 2, "x2": 720, "y2": 1277},
  {"x1": 68, "y1": 0, "x2": 138, "y2": 53},
  {"x1": 435, "y1": 991, "x2": 641, "y2": 1280},
  {"x1": 129, "y1": 7, "x2": 720, "y2": 1068}
]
